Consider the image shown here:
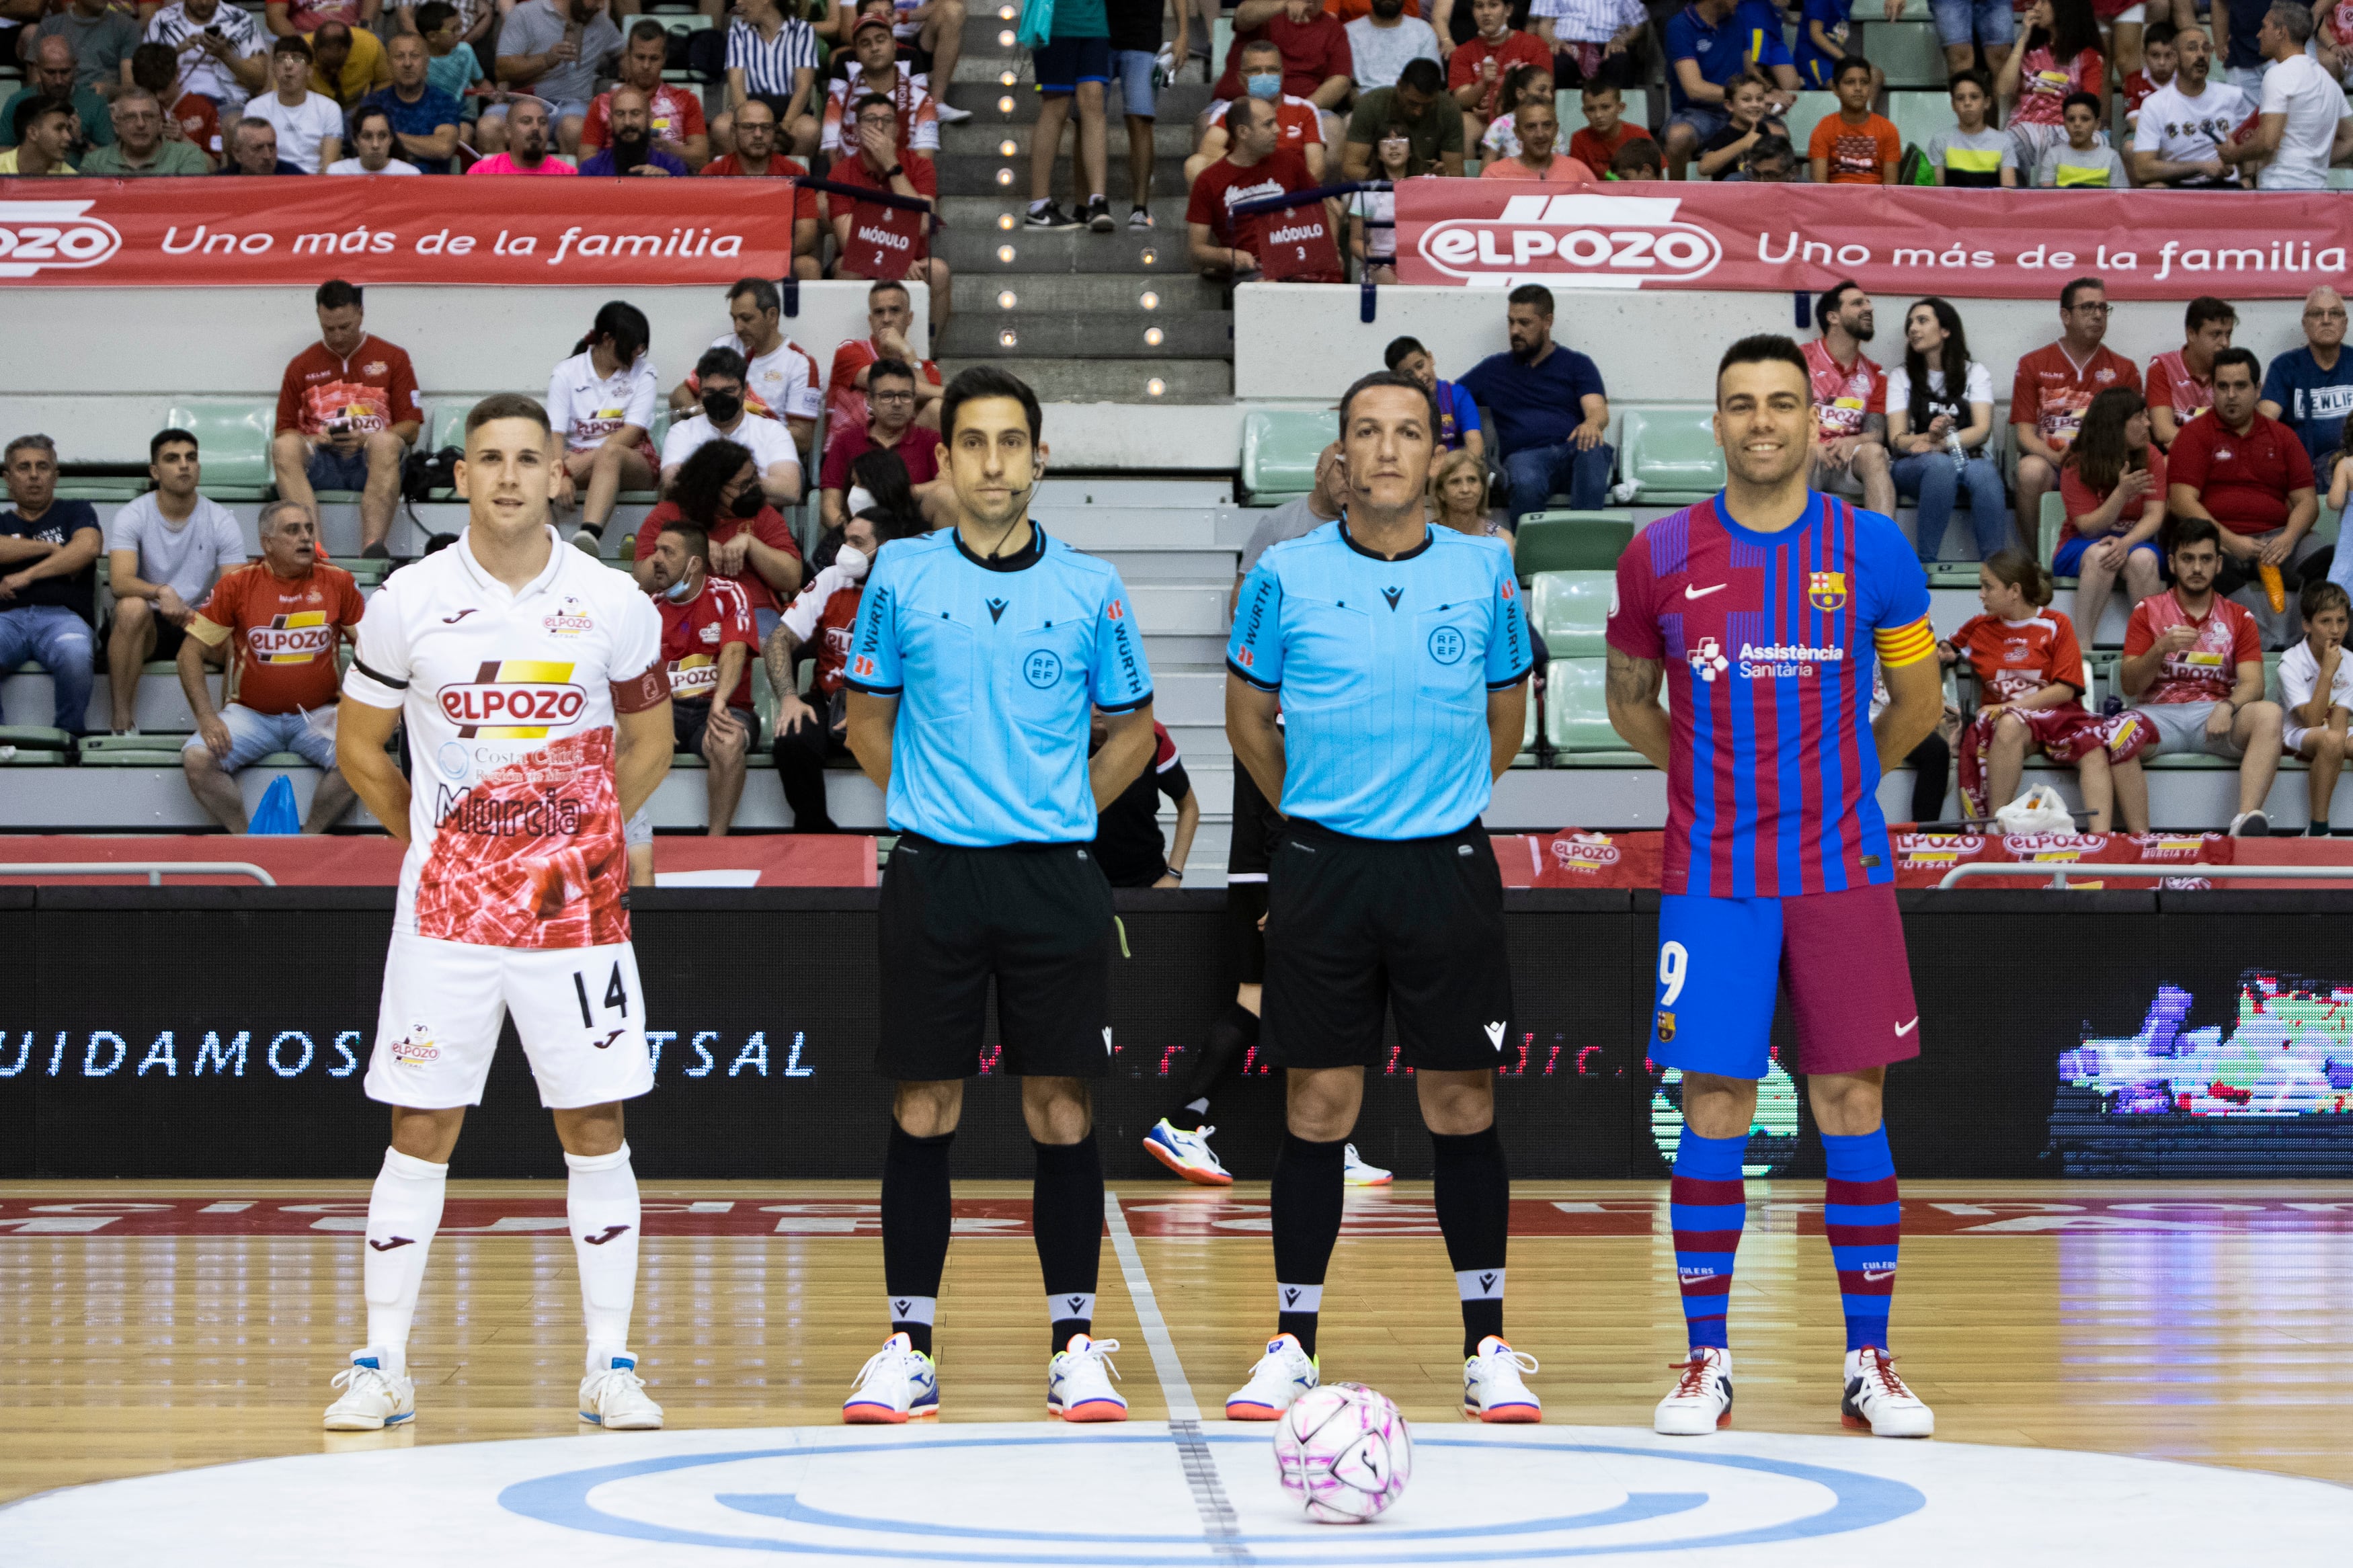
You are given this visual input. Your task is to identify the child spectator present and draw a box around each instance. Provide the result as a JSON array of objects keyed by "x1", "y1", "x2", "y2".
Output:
[
  {"x1": 1738, "y1": 132, "x2": 1798, "y2": 179},
  {"x1": 1809, "y1": 54, "x2": 1899, "y2": 183},
  {"x1": 130, "y1": 41, "x2": 225, "y2": 163},
  {"x1": 1478, "y1": 61, "x2": 1550, "y2": 159},
  {"x1": 1998, "y1": 0, "x2": 2105, "y2": 171},
  {"x1": 2035, "y1": 90, "x2": 2130, "y2": 184},
  {"x1": 1929, "y1": 68, "x2": 2018, "y2": 185},
  {"x1": 1350, "y1": 126, "x2": 1411, "y2": 281},
  {"x1": 1609, "y1": 134, "x2": 1664, "y2": 178},
  {"x1": 1696, "y1": 69, "x2": 1785, "y2": 178},
  {"x1": 2279, "y1": 577, "x2": 2353, "y2": 833},
  {"x1": 1938, "y1": 549, "x2": 2149, "y2": 831},
  {"x1": 1796, "y1": 0, "x2": 1855, "y2": 89},
  {"x1": 1567, "y1": 80, "x2": 1652, "y2": 172},
  {"x1": 2058, "y1": 386, "x2": 2167, "y2": 644},
  {"x1": 2121, "y1": 19, "x2": 2176, "y2": 134}
]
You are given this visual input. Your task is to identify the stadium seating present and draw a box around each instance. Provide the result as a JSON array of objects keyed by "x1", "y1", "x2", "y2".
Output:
[
  {"x1": 1851, "y1": 22, "x2": 1945, "y2": 88},
  {"x1": 0, "y1": 726, "x2": 72, "y2": 766},
  {"x1": 1527, "y1": 569, "x2": 1611, "y2": 655},
  {"x1": 163, "y1": 400, "x2": 276, "y2": 501},
  {"x1": 1240, "y1": 408, "x2": 1330, "y2": 501},
  {"x1": 1541, "y1": 657, "x2": 1656, "y2": 767},
  {"x1": 1886, "y1": 92, "x2": 1954, "y2": 159},
  {"x1": 1779, "y1": 95, "x2": 1841, "y2": 161},
  {"x1": 1618, "y1": 407, "x2": 1722, "y2": 504},
  {"x1": 1515, "y1": 513, "x2": 1630, "y2": 577}
]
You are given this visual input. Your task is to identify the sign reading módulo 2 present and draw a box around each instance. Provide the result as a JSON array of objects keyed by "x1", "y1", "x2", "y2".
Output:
[
  {"x1": 1395, "y1": 183, "x2": 2353, "y2": 300},
  {"x1": 0, "y1": 178, "x2": 796, "y2": 286}
]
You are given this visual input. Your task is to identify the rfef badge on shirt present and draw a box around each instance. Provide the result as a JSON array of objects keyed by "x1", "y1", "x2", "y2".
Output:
[
  {"x1": 1226, "y1": 520, "x2": 1531, "y2": 841},
  {"x1": 846, "y1": 528, "x2": 1153, "y2": 847}
]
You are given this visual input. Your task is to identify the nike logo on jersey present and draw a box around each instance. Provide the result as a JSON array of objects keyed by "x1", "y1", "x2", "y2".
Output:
[
  {"x1": 1685, "y1": 584, "x2": 1728, "y2": 600},
  {"x1": 986, "y1": 597, "x2": 1008, "y2": 624},
  {"x1": 582, "y1": 1225, "x2": 633, "y2": 1246},
  {"x1": 1862, "y1": 1268, "x2": 1896, "y2": 1281},
  {"x1": 442, "y1": 608, "x2": 479, "y2": 623},
  {"x1": 1484, "y1": 1020, "x2": 1506, "y2": 1051},
  {"x1": 367, "y1": 1236, "x2": 416, "y2": 1251},
  {"x1": 1382, "y1": 587, "x2": 1403, "y2": 611},
  {"x1": 1894, "y1": 1018, "x2": 1919, "y2": 1036}
]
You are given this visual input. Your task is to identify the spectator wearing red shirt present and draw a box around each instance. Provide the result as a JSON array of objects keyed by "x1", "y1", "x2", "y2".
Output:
[
  {"x1": 2055, "y1": 385, "x2": 2167, "y2": 645},
  {"x1": 819, "y1": 358, "x2": 943, "y2": 532},
  {"x1": 643, "y1": 518, "x2": 760, "y2": 837},
  {"x1": 1808, "y1": 57, "x2": 1902, "y2": 184},
  {"x1": 2011, "y1": 276, "x2": 2142, "y2": 544},
  {"x1": 766, "y1": 508, "x2": 920, "y2": 831},
  {"x1": 696, "y1": 101, "x2": 822, "y2": 282},
  {"x1": 129, "y1": 40, "x2": 223, "y2": 163},
  {"x1": 635, "y1": 436, "x2": 807, "y2": 643},
  {"x1": 270, "y1": 279, "x2": 422, "y2": 561},
  {"x1": 827, "y1": 93, "x2": 952, "y2": 338},
  {"x1": 1804, "y1": 281, "x2": 1895, "y2": 516},
  {"x1": 1568, "y1": 81, "x2": 1653, "y2": 173},
  {"x1": 2120, "y1": 20, "x2": 2177, "y2": 132},
  {"x1": 2117, "y1": 516, "x2": 2284, "y2": 834},
  {"x1": 177, "y1": 501, "x2": 364, "y2": 833},
  {"x1": 1448, "y1": 0, "x2": 1548, "y2": 140},
  {"x1": 2146, "y1": 295, "x2": 2237, "y2": 448},
  {"x1": 582, "y1": 21, "x2": 712, "y2": 169},
  {"x1": 2167, "y1": 346, "x2": 2321, "y2": 649},
  {"x1": 1188, "y1": 38, "x2": 1330, "y2": 183},
  {"x1": 830, "y1": 280, "x2": 945, "y2": 435},
  {"x1": 1209, "y1": 0, "x2": 1353, "y2": 118},
  {"x1": 1996, "y1": 0, "x2": 2106, "y2": 171},
  {"x1": 1187, "y1": 95, "x2": 1317, "y2": 278}
]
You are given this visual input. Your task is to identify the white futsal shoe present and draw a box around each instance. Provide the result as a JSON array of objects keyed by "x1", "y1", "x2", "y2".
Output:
[
  {"x1": 1224, "y1": 1331, "x2": 1319, "y2": 1421},
  {"x1": 1047, "y1": 1333, "x2": 1129, "y2": 1421},
  {"x1": 842, "y1": 1332, "x2": 940, "y2": 1423},
  {"x1": 1343, "y1": 1144, "x2": 1392, "y2": 1186},
  {"x1": 323, "y1": 1348, "x2": 415, "y2": 1431},
  {"x1": 580, "y1": 1351, "x2": 664, "y2": 1429},
  {"x1": 1654, "y1": 1346, "x2": 1734, "y2": 1435},
  {"x1": 1462, "y1": 1335, "x2": 1543, "y2": 1422},
  {"x1": 1143, "y1": 1118, "x2": 1233, "y2": 1185},
  {"x1": 1841, "y1": 1347, "x2": 1934, "y2": 1438}
]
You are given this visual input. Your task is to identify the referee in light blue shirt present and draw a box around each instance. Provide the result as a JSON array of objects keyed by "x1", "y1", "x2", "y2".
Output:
[
  {"x1": 838, "y1": 366, "x2": 1155, "y2": 1425},
  {"x1": 1220, "y1": 370, "x2": 1542, "y2": 1426}
]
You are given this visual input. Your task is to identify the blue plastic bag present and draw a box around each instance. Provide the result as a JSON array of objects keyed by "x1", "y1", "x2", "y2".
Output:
[{"x1": 248, "y1": 774, "x2": 301, "y2": 836}]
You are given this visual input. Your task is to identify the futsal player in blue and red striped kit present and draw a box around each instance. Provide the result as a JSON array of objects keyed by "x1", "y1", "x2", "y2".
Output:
[{"x1": 1604, "y1": 334, "x2": 1942, "y2": 1439}]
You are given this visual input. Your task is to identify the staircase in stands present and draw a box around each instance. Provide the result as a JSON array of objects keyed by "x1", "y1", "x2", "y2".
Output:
[{"x1": 932, "y1": 11, "x2": 1232, "y2": 403}]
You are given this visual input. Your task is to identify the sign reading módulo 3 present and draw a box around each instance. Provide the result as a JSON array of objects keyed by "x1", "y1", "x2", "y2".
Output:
[
  {"x1": 0, "y1": 179, "x2": 797, "y2": 287},
  {"x1": 1395, "y1": 183, "x2": 2353, "y2": 300}
]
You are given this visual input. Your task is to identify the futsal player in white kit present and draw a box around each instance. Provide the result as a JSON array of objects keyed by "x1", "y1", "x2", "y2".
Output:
[{"x1": 323, "y1": 394, "x2": 677, "y2": 1432}]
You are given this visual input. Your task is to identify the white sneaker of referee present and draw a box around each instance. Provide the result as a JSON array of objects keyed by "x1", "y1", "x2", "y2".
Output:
[
  {"x1": 1046, "y1": 1333, "x2": 1127, "y2": 1421},
  {"x1": 1225, "y1": 1330, "x2": 1318, "y2": 1420},
  {"x1": 1462, "y1": 1335, "x2": 1541, "y2": 1422}
]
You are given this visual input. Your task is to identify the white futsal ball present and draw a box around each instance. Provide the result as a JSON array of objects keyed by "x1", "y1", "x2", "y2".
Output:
[{"x1": 1272, "y1": 1382, "x2": 1412, "y2": 1524}]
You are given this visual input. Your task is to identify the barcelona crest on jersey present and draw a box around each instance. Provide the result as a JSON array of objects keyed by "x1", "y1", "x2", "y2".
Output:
[{"x1": 1807, "y1": 571, "x2": 1847, "y2": 612}]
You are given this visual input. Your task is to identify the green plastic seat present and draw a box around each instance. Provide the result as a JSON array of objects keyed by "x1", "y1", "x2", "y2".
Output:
[
  {"x1": 254, "y1": 753, "x2": 319, "y2": 768},
  {"x1": 165, "y1": 397, "x2": 276, "y2": 500},
  {"x1": 1620, "y1": 407, "x2": 1723, "y2": 503},
  {"x1": 79, "y1": 732, "x2": 190, "y2": 754},
  {"x1": 1241, "y1": 408, "x2": 1333, "y2": 501},
  {"x1": 1856, "y1": 24, "x2": 1946, "y2": 87},
  {"x1": 54, "y1": 477, "x2": 153, "y2": 501},
  {"x1": 0, "y1": 725, "x2": 73, "y2": 751},
  {"x1": 77, "y1": 746, "x2": 189, "y2": 766},
  {"x1": 1885, "y1": 91, "x2": 1956, "y2": 156},
  {"x1": 1527, "y1": 570, "x2": 1615, "y2": 657},
  {"x1": 660, "y1": 10, "x2": 716, "y2": 30},
  {"x1": 427, "y1": 401, "x2": 470, "y2": 453},
  {"x1": 1515, "y1": 513, "x2": 1631, "y2": 577},
  {"x1": 1779, "y1": 94, "x2": 1841, "y2": 162}
]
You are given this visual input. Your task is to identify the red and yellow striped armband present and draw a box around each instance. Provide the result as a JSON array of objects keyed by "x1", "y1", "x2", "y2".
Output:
[{"x1": 1872, "y1": 615, "x2": 1937, "y2": 670}]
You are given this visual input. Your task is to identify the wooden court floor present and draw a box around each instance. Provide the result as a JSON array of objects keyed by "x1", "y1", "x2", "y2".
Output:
[{"x1": 3, "y1": 1178, "x2": 2348, "y2": 1507}]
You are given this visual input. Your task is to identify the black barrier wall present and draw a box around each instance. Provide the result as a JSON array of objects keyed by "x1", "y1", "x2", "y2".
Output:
[{"x1": 4, "y1": 887, "x2": 2350, "y2": 1180}]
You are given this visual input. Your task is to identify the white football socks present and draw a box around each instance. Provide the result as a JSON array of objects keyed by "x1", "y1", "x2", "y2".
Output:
[
  {"x1": 363, "y1": 1147, "x2": 448, "y2": 1364},
  {"x1": 567, "y1": 1141, "x2": 642, "y2": 1365}
]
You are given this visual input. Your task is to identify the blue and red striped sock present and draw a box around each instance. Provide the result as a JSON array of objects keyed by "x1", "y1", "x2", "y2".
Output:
[
  {"x1": 1669, "y1": 1129, "x2": 1749, "y2": 1351},
  {"x1": 1821, "y1": 1127, "x2": 1901, "y2": 1353}
]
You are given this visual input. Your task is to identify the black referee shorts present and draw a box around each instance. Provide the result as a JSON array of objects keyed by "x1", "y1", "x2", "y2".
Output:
[
  {"x1": 876, "y1": 834, "x2": 1117, "y2": 1081},
  {"x1": 1224, "y1": 763, "x2": 1285, "y2": 985},
  {"x1": 1262, "y1": 817, "x2": 1515, "y2": 1073}
]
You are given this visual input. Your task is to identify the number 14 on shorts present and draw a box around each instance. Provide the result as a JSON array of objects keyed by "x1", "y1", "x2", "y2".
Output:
[{"x1": 573, "y1": 960, "x2": 633, "y2": 1034}]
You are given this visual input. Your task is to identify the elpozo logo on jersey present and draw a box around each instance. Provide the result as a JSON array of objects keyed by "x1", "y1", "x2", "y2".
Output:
[
  {"x1": 249, "y1": 611, "x2": 335, "y2": 664},
  {"x1": 0, "y1": 200, "x2": 123, "y2": 279},
  {"x1": 1415, "y1": 194, "x2": 1721, "y2": 289},
  {"x1": 438, "y1": 659, "x2": 586, "y2": 739}
]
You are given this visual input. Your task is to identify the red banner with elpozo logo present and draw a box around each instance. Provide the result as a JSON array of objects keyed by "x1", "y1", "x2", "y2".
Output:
[
  {"x1": 1492, "y1": 828, "x2": 2238, "y2": 888},
  {"x1": 1394, "y1": 182, "x2": 2351, "y2": 301},
  {"x1": 0, "y1": 178, "x2": 795, "y2": 287}
]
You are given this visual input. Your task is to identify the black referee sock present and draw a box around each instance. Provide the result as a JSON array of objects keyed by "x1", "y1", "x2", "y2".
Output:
[
  {"x1": 1433, "y1": 1126, "x2": 1511, "y2": 1358},
  {"x1": 1033, "y1": 1134, "x2": 1104, "y2": 1354},
  {"x1": 881, "y1": 1123, "x2": 955, "y2": 1357},
  {"x1": 1166, "y1": 1001, "x2": 1258, "y2": 1130},
  {"x1": 1271, "y1": 1132, "x2": 1347, "y2": 1356}
]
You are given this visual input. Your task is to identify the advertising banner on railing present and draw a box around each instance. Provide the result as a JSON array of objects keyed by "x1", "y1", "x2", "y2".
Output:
[
  {"x1": 1493, "y1": 828, "x2": 2243, "y2": 887},
  {"x1": 0, "y1": 178, "x2": 797, "y2": 286},
  {"x1": 1394, "y1": 183, "x2": 2352, "y2": 300}
]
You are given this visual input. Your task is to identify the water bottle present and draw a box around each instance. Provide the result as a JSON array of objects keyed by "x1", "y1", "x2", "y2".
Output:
[{"x1": 1945, "y1": 427, "x2": 1967, "y2": 476}]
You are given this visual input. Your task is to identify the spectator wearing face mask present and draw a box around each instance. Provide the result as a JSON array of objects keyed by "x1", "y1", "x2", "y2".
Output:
[
  {"x1": 1188, "y1": 38, "x2": 1330, "y2": 183},
  {"x1": 635, "y1": 437, "x2": 806, "y2": 645},
  {"x1": 819, "y1": 358, "x2": 943, "y2": 533},
  {"x1": 765, "y1": 507, "x2": 920, "y2": 832},
  {"x1": 661, "y1": 347, "x2": 803, "y2": 507},
  {"x1": 1209, "y1": 0, "x2": 1354, "y2": 128}
]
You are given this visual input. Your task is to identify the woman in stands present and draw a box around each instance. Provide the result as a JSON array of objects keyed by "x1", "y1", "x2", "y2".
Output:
[
  {"x1": 1997, "y1": 0, "x2": 2106, "y2": 173},
  {"x1": 1479, "y1": 64, "x2": 1553, "y2": 161},
  {"x1": 547, "y1": 300, "x2": 660, "y2": 555},
  {"x1": 1429, "y1": 448, "x2": 1508, "y2": 548},
  {"x1": 1937, "y1": 548, "x2": 2150, "y2": 833},
  {"x1": 1886, "y1": 297, "x2": 2009, "y2": 565},
  {"x1": 636, "y1": 436, "x2": 805, "y2": 643},
  {"x1": 2058, "y1": 384, "x2": 2167, "y2": 645},
  {"x1": 804, "y1": 447, "x2": 928, "y2": 572}
]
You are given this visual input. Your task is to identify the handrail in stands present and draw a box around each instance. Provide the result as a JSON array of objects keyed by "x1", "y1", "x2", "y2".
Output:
[
  {"x1": 1936, "y1": 862, "x2": 2353, "y2": 891},
  {"x1": 0, "y1": 862, "x2": 279, "y2": 887}
]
